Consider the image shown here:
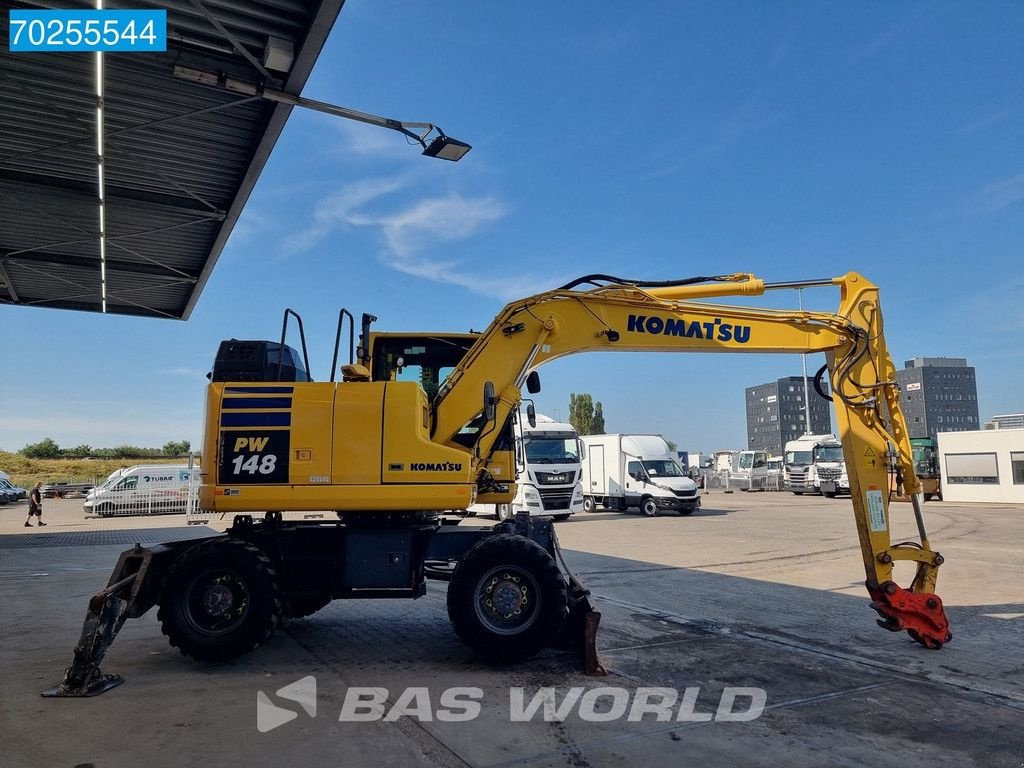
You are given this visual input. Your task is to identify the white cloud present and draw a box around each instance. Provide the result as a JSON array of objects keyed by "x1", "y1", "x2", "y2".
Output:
[
  {"x1": 375, "y1": 195, "x2": 506, "y2": 257},
  {"x1": 284, "y1": 176, "x2": 407, "y2": 252},
  {"x1": 969, "y1": 172, "x2": 1024, "y2": 214},
  {"x1": 281, "y1": 177, "x2": 547, "y2": 299},
  {"x1": 333, "y1": 120, "x2": 423, "y2": 160}
]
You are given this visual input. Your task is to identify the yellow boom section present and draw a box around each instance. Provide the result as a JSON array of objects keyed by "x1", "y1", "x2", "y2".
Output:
[{"x1": 432, "y1": 272, "x2": 949, "y2": 647}]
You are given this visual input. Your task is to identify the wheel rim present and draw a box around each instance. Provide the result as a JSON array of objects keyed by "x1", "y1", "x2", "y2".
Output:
[
  {"x1": 183, "y1": 567, "x2": 250, "y2": 636},
  {"x1": 643, "y1": 500, "x2": 657, "y2": 515},
  {"x1": 473, "y1": 565, "x2": 541, "y2": 636}
]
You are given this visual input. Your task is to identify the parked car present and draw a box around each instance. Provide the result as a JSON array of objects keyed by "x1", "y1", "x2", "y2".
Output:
[{"x1": 0, "y1": 480, "x2": 27, "y2": 501}]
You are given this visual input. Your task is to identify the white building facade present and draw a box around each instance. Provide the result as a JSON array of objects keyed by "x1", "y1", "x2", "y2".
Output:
[{"x1": 936, "y1": 428, "x2": 1024, "y2": 504}]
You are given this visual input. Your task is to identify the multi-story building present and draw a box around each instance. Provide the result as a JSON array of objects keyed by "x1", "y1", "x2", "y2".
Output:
[
  {"x1": 746, "y1": 376, "x2": 831, "y2": 457},
  {"x1": 987, "y1": 413, "x2": 1024, "y2": 430},
  {"x1": 895, "y1": 357, "x2": 979, "y2": 440}
]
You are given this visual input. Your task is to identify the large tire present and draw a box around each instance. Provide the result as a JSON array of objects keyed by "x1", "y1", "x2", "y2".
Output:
[
  {"x1": 286, "y1": 594, "x2": 332, "y2": 619},
  {"x1": 447, "y1": 534, "x2": 567, "y2": 663},
  {"x1": 158, "y1": 538, "x2": 284, "y2": 662},
  {"x1": 496, "y1": 503, "x2": 514, "y2": 521},
  {"x1": 582, "y1": 496, "x2": 596, "y2": 514},
  {"x1": 823, "y1": 491, "x2": 837, "y2": 499},
  {"x1": 641, "y1": 497, "x2": 658, "y2": 517}
]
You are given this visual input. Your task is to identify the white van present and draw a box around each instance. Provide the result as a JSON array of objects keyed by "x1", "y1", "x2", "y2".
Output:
[
  {"x1": 84, "y1": 464, "x2": 199, "y2": 517},
  {"x1": 580, "y1": 434, "x2": 700, "y2": 516}
]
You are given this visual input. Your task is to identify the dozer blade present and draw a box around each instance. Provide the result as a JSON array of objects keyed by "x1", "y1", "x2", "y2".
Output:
[
  {"x1": 545, "y1": 522, "x2": 607, "y2": 676},
  {"x1": 565, "y1": 576, "x2": 607, "y2": 676}
]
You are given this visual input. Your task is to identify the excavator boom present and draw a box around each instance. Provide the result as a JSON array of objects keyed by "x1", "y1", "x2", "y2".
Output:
[{"x1": 431, "y1": 271, "x2": 949, "y2": 648}]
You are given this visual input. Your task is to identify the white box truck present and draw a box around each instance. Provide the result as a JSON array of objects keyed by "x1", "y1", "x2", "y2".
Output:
[
  {"x1": 580, "y1": 434, "x2": 700, "y2": 516},
  {"x1": 84, "y1": 464, "x2": 199, "y2": 517}
]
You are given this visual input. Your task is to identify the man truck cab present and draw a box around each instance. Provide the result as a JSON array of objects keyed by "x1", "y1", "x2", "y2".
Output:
[{"x1": 500, "y1": 412, "x2": 584, "y2": 521}]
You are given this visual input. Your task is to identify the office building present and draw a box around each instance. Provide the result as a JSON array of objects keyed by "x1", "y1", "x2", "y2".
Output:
[
  {"x1": 987, "y1": 413, "x2": 1024, "y2": 430},
  {"x1": 746, "y1": 376, "x2": 831, "y2": 457},
  {"x1": 895, "y1": 357, "x2": 979, "y2": 440}
]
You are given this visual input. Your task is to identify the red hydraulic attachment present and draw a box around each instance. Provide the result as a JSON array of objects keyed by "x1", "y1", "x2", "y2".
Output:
[{"x1": 868, "y1": 581, "x2": 952, "y2": 649}]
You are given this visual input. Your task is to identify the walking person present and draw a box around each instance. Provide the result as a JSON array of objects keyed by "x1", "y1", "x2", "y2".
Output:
[{"x1": 25, "y1": 482, "x2": 47, "y2": 527}]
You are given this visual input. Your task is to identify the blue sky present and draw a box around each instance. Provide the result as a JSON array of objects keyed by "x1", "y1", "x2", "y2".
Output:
[{"x1": 2, "y1": 1, "x2": 1022, "y2": 454}]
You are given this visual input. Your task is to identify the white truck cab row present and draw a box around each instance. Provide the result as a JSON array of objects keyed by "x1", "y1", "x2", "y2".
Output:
[{"x1": 784, "y1": 434, "x2": 850, "y2": 497}]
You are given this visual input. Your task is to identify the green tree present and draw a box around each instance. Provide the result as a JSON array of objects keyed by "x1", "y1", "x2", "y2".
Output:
[
  {"x1": 163, "y1": 440, "x2": 191, "y2": 457},
  {"x1": 63, "y1": 444, "x2": 93, "y2": 458},
  {"x1": 21, "y1": 437, "x2": 61, "y2": 458},
  {"x1": 569, "y1": 393, "x2": 606, "y2": 436},
  {"x1": 568, "y1": 393, "x2": 593, "y2": 435}
]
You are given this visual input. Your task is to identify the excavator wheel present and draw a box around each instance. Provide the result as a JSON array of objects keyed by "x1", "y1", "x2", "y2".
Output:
[
  {"x1": 157, "y1": 538, "x2": 284, "y2": 662},
  {"x1": 447, "y1": 534, "x2": 568, "y2": 663}
]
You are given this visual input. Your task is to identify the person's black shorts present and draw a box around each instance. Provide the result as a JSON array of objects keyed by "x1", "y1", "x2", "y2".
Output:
[{"x1": 29, "y1": 506, "x2": 42, "y2": 516}]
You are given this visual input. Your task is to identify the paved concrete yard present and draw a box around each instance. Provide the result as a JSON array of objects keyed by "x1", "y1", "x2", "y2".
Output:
[{"x1": 1, "y1": 493, "x2": 1021, "y2": 767}]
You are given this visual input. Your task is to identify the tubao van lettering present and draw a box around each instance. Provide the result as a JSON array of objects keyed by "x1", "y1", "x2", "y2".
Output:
[
  {"x1": 410, "y1": 462, "x2": 463, "y2": 472},
  {"x1": 626, "y1": 314, "x2": 751, "y2": 344}
]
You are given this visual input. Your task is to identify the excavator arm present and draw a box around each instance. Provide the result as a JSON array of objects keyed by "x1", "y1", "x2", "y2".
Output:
[{"x1": 432, "y1": 271, "x2": 951, "y2": 649}]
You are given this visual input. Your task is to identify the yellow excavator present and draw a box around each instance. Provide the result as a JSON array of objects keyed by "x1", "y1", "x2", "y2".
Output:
[{"x1": 45, "y1": 272, "x2": 951, "y2": 697}]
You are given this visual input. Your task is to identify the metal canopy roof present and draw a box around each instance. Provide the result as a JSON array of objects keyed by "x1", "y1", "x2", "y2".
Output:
[{"x1": 0, "y1": 0, "x2": 345, "y2": 319}]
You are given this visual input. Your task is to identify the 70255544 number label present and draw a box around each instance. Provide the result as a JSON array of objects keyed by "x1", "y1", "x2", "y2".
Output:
[{"x1": 8, "y1": 10, "x2": 167, "y2": 52}]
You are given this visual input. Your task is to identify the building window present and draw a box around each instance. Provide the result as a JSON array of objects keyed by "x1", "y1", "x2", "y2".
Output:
[
  {"x1": 1012, "y1": 452, "x2": 1024, "y2": 485},
  {"x1": 945, "y1": 453, "x2": 999, "y2": 485}
]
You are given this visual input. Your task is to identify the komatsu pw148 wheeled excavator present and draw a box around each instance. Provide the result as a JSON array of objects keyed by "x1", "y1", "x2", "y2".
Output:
[{"x1": 46, "y1": 272, "x2": 951, "y2": 697}]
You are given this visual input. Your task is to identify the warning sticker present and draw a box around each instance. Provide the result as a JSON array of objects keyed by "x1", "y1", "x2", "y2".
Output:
[{"x1": 866, "y1": 489, "x2": 887, "y2": 532}]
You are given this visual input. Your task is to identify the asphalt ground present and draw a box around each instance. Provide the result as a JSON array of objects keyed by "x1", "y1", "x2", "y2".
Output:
[{"x1": 1, "y1": 492, "x2": 1021, "y2": 767}]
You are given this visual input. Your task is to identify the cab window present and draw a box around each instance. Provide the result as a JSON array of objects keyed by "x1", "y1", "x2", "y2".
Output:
[{"x1": 116, "y1": 476, "x2": 138, "y2": 491}]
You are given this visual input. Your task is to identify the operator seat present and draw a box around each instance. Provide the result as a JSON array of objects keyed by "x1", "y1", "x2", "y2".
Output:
[{"x1": 340, "y1": 363, "x2": 371, "y2": 382}]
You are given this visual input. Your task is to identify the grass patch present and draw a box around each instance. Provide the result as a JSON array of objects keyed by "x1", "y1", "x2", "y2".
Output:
[{"x1": 0, "y1": 452, "x2": 191, "y2": 489}]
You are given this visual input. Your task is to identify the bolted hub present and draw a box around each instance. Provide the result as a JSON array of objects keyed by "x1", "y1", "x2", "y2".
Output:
[
  {"x1": 203, "y1": 581, "x2": 235, "y2": 616},
  {"x1": 486, "y1": 574, "x2": 528, "y2": 618}
]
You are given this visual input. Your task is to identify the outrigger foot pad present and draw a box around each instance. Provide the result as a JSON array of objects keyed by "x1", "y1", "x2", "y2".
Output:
[{"x1": 42, "y1": 573, "x2": 135, "y2": 697}]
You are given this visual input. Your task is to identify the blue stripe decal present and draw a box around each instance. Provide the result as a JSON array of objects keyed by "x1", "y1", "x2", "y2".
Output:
[
  {"x1": 224, "y1": 386, "x2": 294, "y2": 394},
  {"x1": 220, "y1": 412, "x2": 291, "y2": 427},
  {"x1": 222, "y1": 397, "x2": 292, "y2": 409}
]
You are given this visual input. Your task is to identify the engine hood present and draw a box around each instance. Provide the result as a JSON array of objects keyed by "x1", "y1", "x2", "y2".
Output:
[{"x1": 651, "y1": 476, "x2": 698, "y2": 492}]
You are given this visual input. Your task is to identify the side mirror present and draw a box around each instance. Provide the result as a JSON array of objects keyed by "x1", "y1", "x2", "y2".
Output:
[
  {"x1": 483, "y1": 381, "x2": 496, "y2": 422},
  {"x1": 526, "y1": 402, "x2": 536, "y2": 428},
  {"x1": 526, "y1": 371, "x2": 541, "y2": 394}
]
